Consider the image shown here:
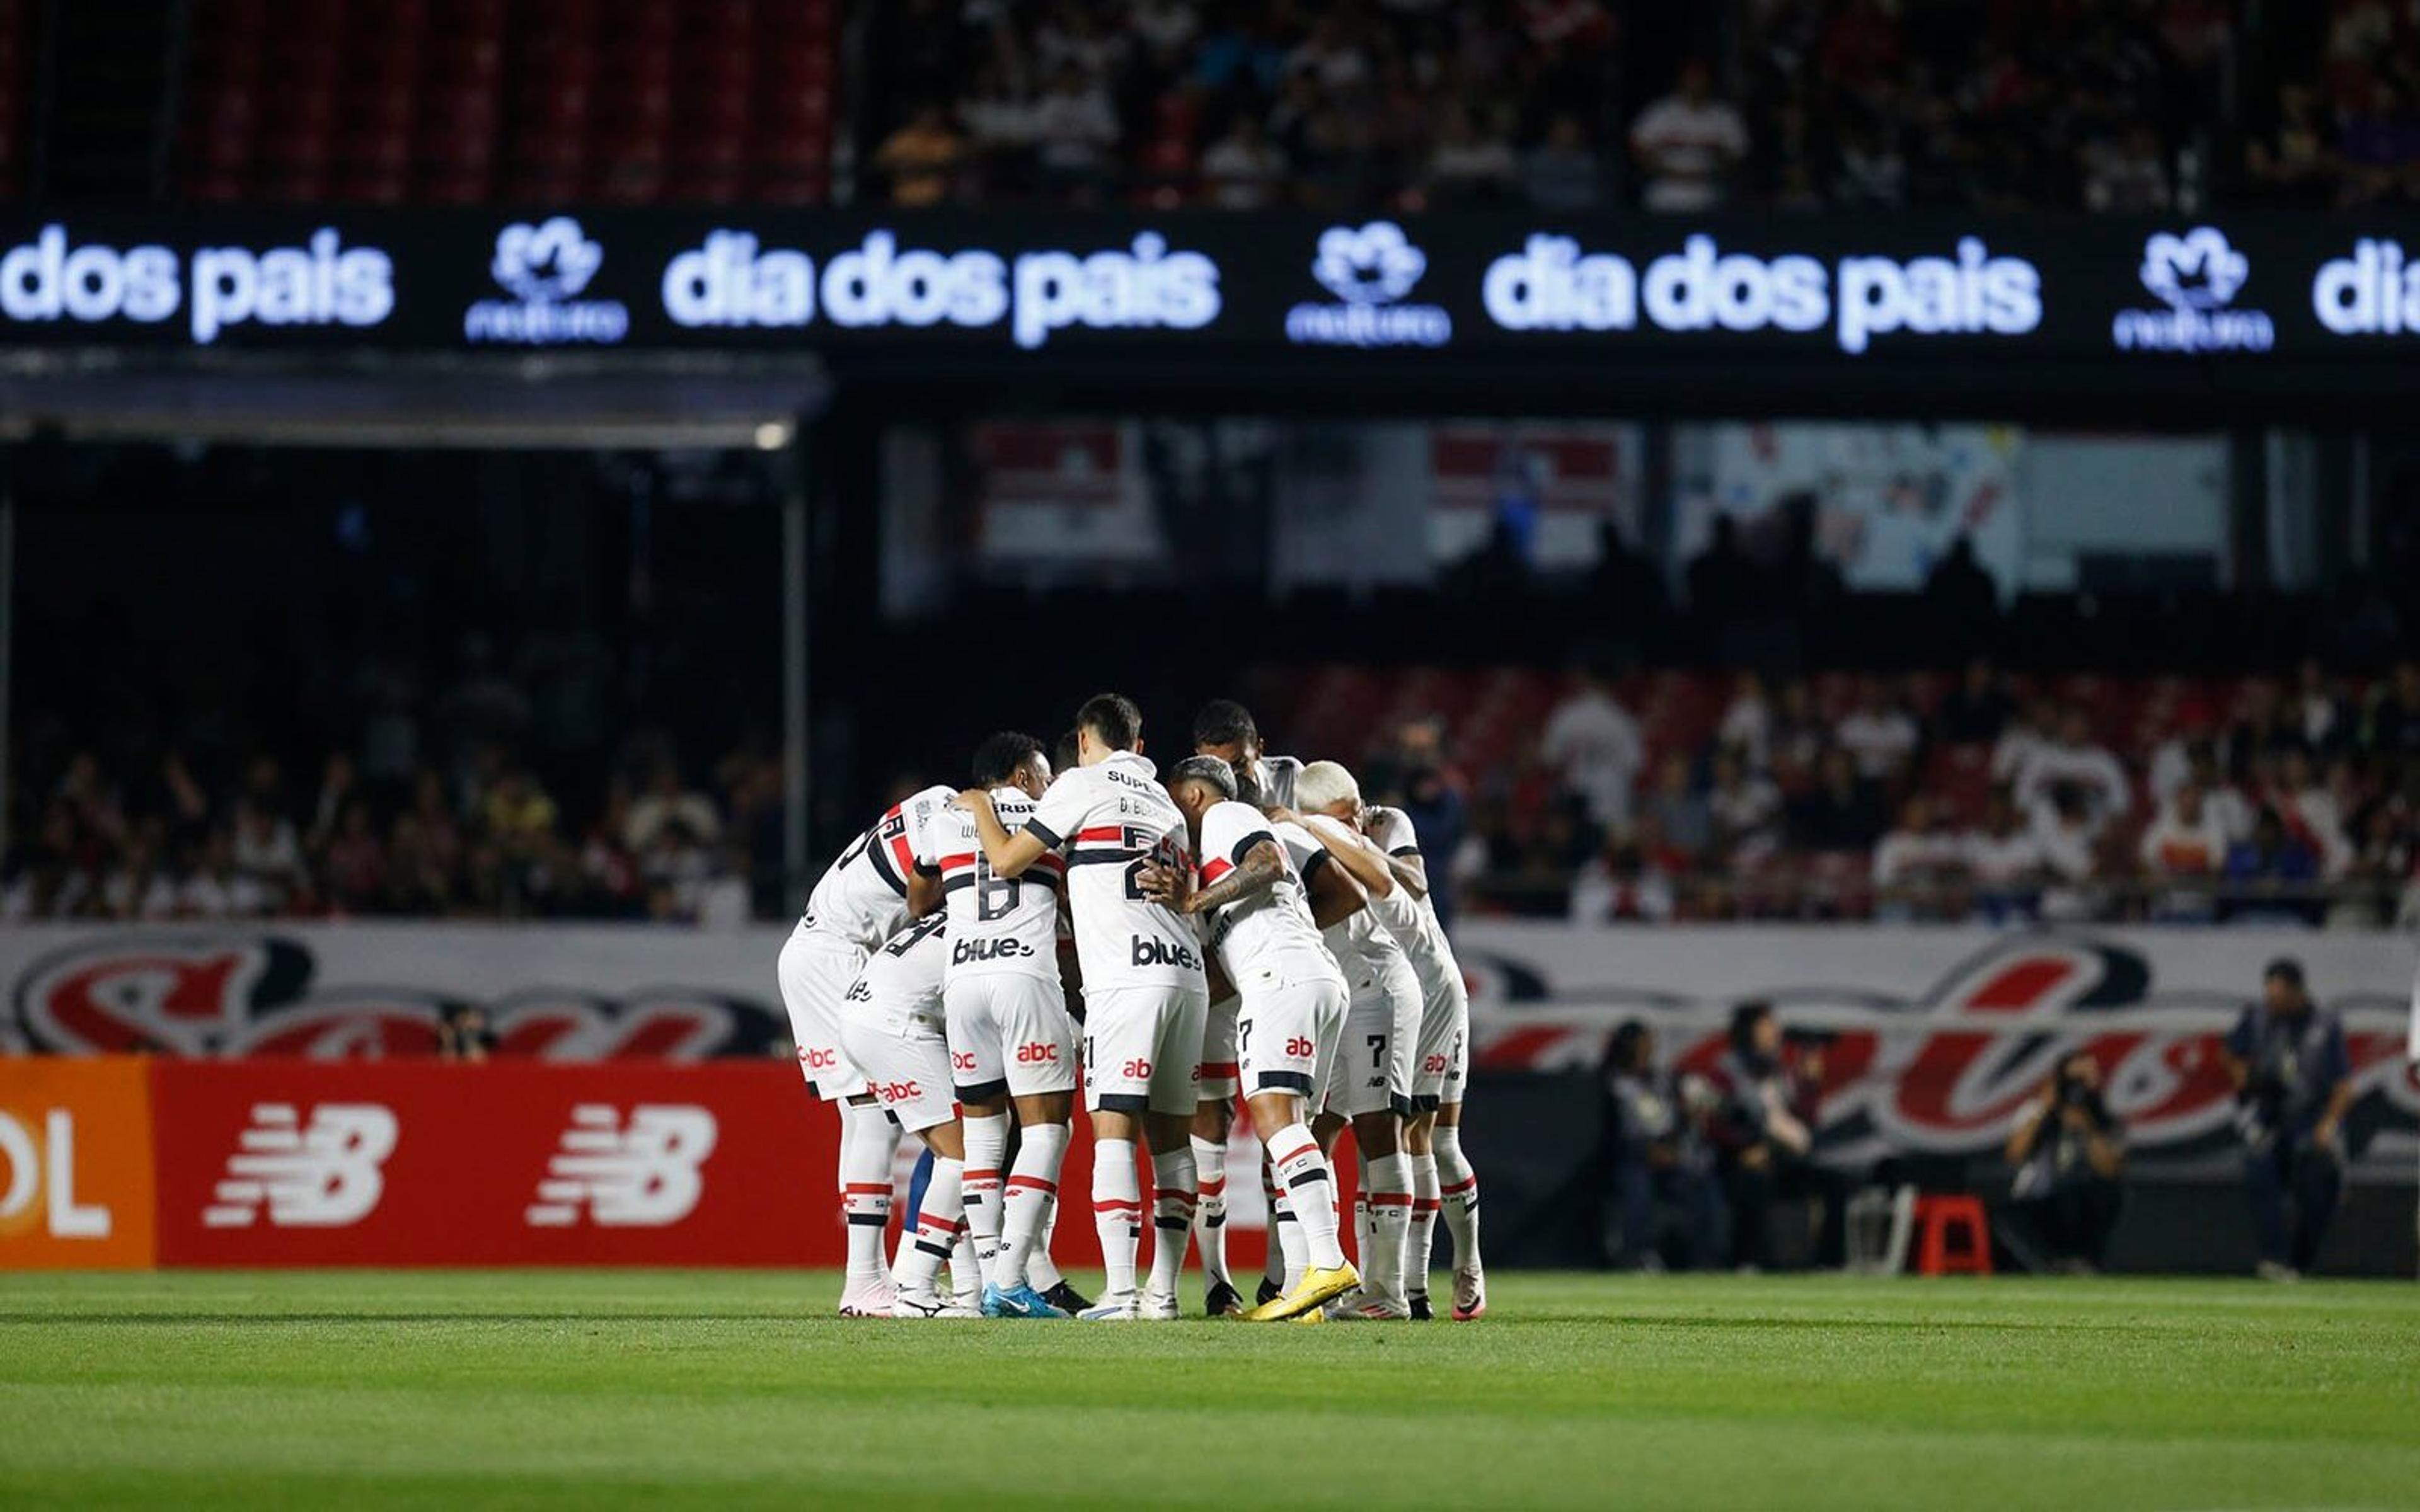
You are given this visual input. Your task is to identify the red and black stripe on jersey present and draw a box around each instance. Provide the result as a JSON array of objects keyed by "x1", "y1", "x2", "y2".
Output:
[
  {"x1": 933, "y1": 850, "x2": 1064, "y2": 892},
  {"x1": 1199, "y1": 828, "x2": 1277, "y2": 886},
  {"x1": 855, "y1": 802, "x2": 920, "y2": 898},
  {"x1": 1061, "y1": 824, "x2": 1172, "y2": 868}
]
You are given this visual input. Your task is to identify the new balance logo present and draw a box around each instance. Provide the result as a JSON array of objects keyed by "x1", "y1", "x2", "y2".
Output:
[
  {"x1": 953, "y1": 938, "x2": 1035, "y2": 964},
  {"x1": 203, "y1": 1102, "x2": 397, "y2": 1228},
  {"x1": 1129, "y1": 936, "x2": 1201, "y2": 970},
  {"x1": 525, "y1": 1104, "x2": 717, "y2": 1228}
]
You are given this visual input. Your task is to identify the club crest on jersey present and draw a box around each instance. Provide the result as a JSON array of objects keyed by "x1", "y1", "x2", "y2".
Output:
[
  {"x1": 1129, "y1": 936, "x2": 1201, "y2": 970},
  {"x1": 952, "y1": 938, "x2": 1035, "y2": 965}
]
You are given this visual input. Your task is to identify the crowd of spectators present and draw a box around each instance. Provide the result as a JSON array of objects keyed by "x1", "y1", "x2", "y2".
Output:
[
  {"x1": 853, "y1": 0, "x2": 2415, "y2": 214},
  {"x1": 4, "y1": 740, "x2": 782, "y2": 928},
  {"x1": 1444, "y1": 655, "x2": 2420, "y2": 928}
]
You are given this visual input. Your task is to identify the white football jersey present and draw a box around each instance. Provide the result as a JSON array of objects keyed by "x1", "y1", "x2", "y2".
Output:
[
  {"x1": 921, "y1": 786, "x2": 1064, "y2": 985},
  {"x1": 1197, "y1": 798, "x2": 1336, "y2": 983},
  {"x1": 843, "y1": 912, "x2": 947, "y2": 1036},
  {"x1": 1275, "y1": 818, "x2": 1406, "y2": 990},
  {"x1": 799, "y1": 784, "x2": 955, "y2": 952},
  {"x1": 1362, "y1": 804, "x2": 1460, "y2": 980},
  {"x1": 1251, "y1": 753, "x2": 1303, "y2": 810},
  {"x1": 1023, "y1": 750, "x2": 1205, "y2": 994}
]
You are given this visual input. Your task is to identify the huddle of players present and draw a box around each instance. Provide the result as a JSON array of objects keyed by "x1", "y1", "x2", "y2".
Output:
[{"x1": 775, "y1": 694, "x2": 1487, "y2": 1323}]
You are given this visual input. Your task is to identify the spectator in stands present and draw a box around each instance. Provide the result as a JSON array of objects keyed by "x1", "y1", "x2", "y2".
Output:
[
  {"x1": 2221, "y1": 959, "x2": 2353, "y2": 1279},
  {"x1": 1934, "y1": 657, "x2": 2012, "y2": 746},
  {"x1": 1032, "y1": 62, "x2": 1121, "y2": 200},
  {"x1": 1707, "y1": 748, "x2": 1784, "y2": 866},
  {"x1": 1716, "y1": 671, "x2": 1773, "y2": 771},
  {"x1": 1685, "y1": 514, "x2": 1759, "y2": 627},
  {"x1": 1835, "y1": 677, "x2": 1920, "y2": 782},
  {"x1": 1524, "y1": 111, "x2": 1605, "y2": 209},
  {"x1": 232, "y1": 799, "x2": 307, "y2": 913},
  {"x1": 1963, "y1": 786, "x2": 2045, "y2": 920},
  {"x1": 1199, "y1": 115, "x2": 1284, "y2": 208},
  {"x1": 2221, "y1": 808, "x2": 2323, "y2": 924},
  {"x1": 1922, "y1": 538, "x2": 2002, "y2": 648},
  {"x1": 873, "y1": 103, "x2": 969, "y2": 206},
  {"x1": 960, "y1": 57, "x2": 1042, "y2": 195},
  {"x1": 320, "y1": 800, "x2": 388, "y2": 914},
  {"x1": 2138, "y1": 779, "x2": 2230, "y2": 920},
  {"x1": 625, "y1": 760, "x2": 723, "y2": 854},
  {"x1": 1872, "y1": 795, "x2": 1968, "y2": 920},
  {"x1": 2363, "y1": 660, "x2": 2420, "y2": 759},
  {"x1": 1630, "y1": 59, "x2": 1748, "y2": 211},
  {"x1": 1540, "y1": 667, "x2": 1644, "y2": 835},
  {"x1": 2263, "y1": 748, "x2": 2352, "y2": 878},
  {"x1": 1790, "y1": 748, "x2": 1886, "y2": 854},
  {"x1": 2334, "y1": 77, "x2": 2420, "y2": 207},
  {"x1": 1642, "y1": 753, "x2": 1712, "y2": 860},
  {"x1": 1569, "y1": 827, "x2": 1677, "y2": 923},
  {"x1": 2030, "y1": 786, "x2": 2107, "y2": 920},
  {"x1": 1710, "y1": 1002, "x2": 1847, "y2": 1270},
  {"x1": 2005, "y1": 1051, "x2": 2126, "y2": 1273},
  {"x1": 1599, "y1": 1020, "x2": 1724, "y2": 1271},
  {"x1": 2295, "y1": 658, "x2": 2353, "y2": 752},
  {"x1": 2013, "y1": 708, "x2": 2132, "y2": 825},
  {"x1": 484, "y1": 767, "x2": 559, "y2": 862},
  {"x1": 101, "y1": 829, "x2": 176, "y2": 921}
]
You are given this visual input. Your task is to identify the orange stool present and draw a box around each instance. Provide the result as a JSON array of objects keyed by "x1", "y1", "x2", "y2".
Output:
[{"x1": 1910, "y1": 1194, "x2": 1993, "y2": 1276}]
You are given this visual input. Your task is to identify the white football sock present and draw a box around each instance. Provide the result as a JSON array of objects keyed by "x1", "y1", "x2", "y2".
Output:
[
  {"x1": 891, "y1": 1155, "x2": 964, "y2": 1298},
  {"x1": 1028, "y1": 1193, "x2": 1066, "y2": 1290},
  {"x1": 838, "y1": 1103, "x2": 902, "y2": 1288},
  {"x1": 1409, "y1": 1152, "x2": 1441, "y2": 1299},
  {"x1": 1146, "y1": 1145, "x2": 1199, "y2": 1300},
  {"x1": 998, "y1": 1121, "x2": 1069, "y2": 1293},
  {"x1": 1364, "y1": 1151, "x2": 1412, "y2": 1305},
  {"x1": 1434, "y1": 1125, "x2": 1483, "y2": 1273},
  {"x1": 960, "y1": 1112, "x2": 1008, "y2": 1288},
  {"x1": 1269, "y1": 1124, "x2": 1345, "y2": 1272},
  {"x1": 1092, "y1": 1137, "x2": 1142, "y2": 1298},
  {"x1": 1190, "y1": 1133, "x2": 1231, "y2": 1292}
]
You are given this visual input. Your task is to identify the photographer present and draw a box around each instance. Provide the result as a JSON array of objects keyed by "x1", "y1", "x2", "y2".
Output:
[
  {"x1": 438, "y1": 1002, "x2": 493, "y2": 1063},
  {"x1": 2005, "y1": 1052, "x2": 2126, "y2": 1273},
  {"x1": 1709, "y1": 1001, "x2": 1849, "y2": 1269},
  {"x1": 2218, "y1": 958, "x2": 2354, "y2": 1280},
  {"x1": 1598, "y1": 1021, "x2": 1724, "y2": 1270}
]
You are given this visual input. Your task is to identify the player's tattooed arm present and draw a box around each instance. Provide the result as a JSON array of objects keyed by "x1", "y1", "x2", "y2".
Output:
[
  {"x1": 957, "y1": 788, "x2": 1048, "y2": 879},
  {"x1": 1161, "y1": 840, "x2": 1285, "y2": 916}
]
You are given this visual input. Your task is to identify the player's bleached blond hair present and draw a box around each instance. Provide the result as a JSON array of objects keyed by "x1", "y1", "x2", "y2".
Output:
[{"x1": 1293, "y1": 760, "x2": 1361, "y2": 813}]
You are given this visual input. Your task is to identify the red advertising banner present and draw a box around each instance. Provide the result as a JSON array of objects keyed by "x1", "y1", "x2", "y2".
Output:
[
  {"x1": 139, "y1": 1058, "x2": 1301, "y2": 1271},
  {"x1": 150, "y1": 1061, "x2": 842, "y2": 1267}
]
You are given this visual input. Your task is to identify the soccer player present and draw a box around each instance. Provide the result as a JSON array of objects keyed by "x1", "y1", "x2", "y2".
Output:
[
  {"x1": 958, "y1": 693, "x2": 1207, "y2": 1322},
  {"x1": 775, "y1": 782, "x2": 954, "y2": 1317},
  {"x1": 1357, "y1": 799, "x2": 1486, "y2": 1320},
  {"x1": 1153, "y1": 756, "x2": 1361, "y2": 1322},
  {"x1": 1188, "y1": 699, "x2": 1302, "y2": 1312},
  {"x1": 919, "y1": 731, "x2": 1079, "y2": 1319},
  {"x1": 831, "y1": 914, "x2": 981, "y2": 1319},
  {"x1": 1287, "y1": 760, "x2": 1423, "y2": 1322}
]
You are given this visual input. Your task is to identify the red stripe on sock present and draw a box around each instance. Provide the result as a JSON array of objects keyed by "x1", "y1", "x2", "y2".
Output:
[
  {"x1": 1369, "y1": 1192, "x2": 1413, "y2": 1208},
  {"x1": 1412, "y1": 1198, "x2": 1443, "y2": 1213},
  {"x1": 916, "y1": 1212, "x2": 963, "y2": 1234},
  {"x1": 963, "y1": 1169, "x2": 1001, "y2": 1181},
  {"x1": 842, "y1": 1183, "x2": 892, "y2": 1194},
  {"x1": 1272, "y1": 1142, "x2": 1318, "y2": 1167},
  {"x1": 1199, "y1": 1176, "x2": 1227, "y2": 1193},
  {"x1": 1441, "y1": 1177, "x2": 1477, "y2": 1194},
  {"x1": 1093, "y1": 1199, "x2": 1143, "y2": 1213},
  {"x1": 1005, "y1": 1175, "x2": 1058, "y2": 1194}
]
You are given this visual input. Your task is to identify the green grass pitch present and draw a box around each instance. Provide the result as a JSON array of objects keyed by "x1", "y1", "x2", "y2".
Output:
[{"x1": 4, "y1": 1269, "x2": 2417, "y2": 1509}]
